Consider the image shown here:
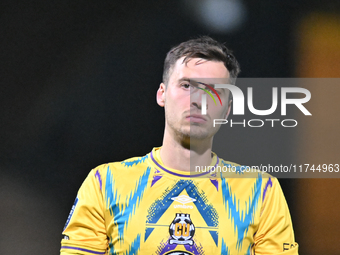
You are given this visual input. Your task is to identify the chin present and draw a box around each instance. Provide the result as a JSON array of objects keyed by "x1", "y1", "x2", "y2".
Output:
[
  {"x1": 176, "y1": 126, "x2": 212, "y2": 140},
  {"x1": 189, "y1": 133, "x2": 210, "y2": 140},
  {"x1": 188, "y1": 129, "x2": 211, "y2": 140}
]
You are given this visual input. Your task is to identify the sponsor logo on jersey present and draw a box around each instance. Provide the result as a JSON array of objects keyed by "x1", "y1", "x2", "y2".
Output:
[
  {"x1": 171, "y1": 195, "x2": 196, "y2": 209},
  {"x1": 169, "y1": 213, "x2": 195, "y2": 246}
]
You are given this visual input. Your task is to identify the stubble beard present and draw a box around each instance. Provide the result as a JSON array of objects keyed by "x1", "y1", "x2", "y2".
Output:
[
  {"x1": 166, "y1": 115, "x2": 212, "y2": 142},
  {"x1": 164, "y1": 106, "x2": 216, "y2": 150}
]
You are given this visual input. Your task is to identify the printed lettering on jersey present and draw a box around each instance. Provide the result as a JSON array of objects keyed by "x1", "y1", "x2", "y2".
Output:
[{"x1": 169, "y1": 213, "x2": 195, "y2": 246}]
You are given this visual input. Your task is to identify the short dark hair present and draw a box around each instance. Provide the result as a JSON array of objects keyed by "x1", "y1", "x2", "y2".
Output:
[{"x1": 162, "y1": 36, "x2": 240, "y2": 85}]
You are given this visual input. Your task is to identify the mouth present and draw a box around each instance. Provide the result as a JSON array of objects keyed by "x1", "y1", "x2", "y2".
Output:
[{"x1": 186, "y1": 114, "x2": 207, "y2": 123}]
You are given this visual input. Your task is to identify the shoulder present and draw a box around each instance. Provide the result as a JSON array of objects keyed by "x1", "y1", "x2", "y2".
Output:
[
  {"x1": 87, "y1": 153, "x2": 151, "y2": 188},
  {"x1": 219, "y1": 158, "x2": 275, "y2": 179},
  {"x1": 92, "y1": 153, "x2": 149, "y2": 173},
  {"x1": 218, "y1": 157, "x2": 278, "y2": 201}
]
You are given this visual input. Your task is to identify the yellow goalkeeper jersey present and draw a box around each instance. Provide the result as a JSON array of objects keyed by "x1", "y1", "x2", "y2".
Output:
[{"x1": 60, "y1": 147, "x2": 298, "y2": 255}]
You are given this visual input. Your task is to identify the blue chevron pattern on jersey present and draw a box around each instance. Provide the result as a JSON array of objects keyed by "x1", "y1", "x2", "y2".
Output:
[
  {"x1": 121, "y1": 155, "x2": 148, "y2": 167},
  {"x1": 105, "y1": 165, "x2": 151, "y2": 241},
  {"x1": 221, "y1": 238, "x2": 230, "y2": 255},
  {"x1": 221, "y1": 174, "x2": 262, "y2": 250}
]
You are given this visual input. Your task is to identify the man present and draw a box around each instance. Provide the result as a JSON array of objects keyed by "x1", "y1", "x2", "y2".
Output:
[{"x1": 60, "y1": 36, "x2": 299, "y2": 254}]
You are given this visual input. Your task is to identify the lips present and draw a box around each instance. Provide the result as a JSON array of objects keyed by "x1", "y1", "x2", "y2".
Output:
[{"x1": 186, "y1": 114, "x2": 207, "y2": 123}]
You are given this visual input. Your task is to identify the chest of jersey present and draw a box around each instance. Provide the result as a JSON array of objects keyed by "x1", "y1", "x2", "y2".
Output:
[{"x1": 103, "y1": 165, "x2": 262, "y2": 255}]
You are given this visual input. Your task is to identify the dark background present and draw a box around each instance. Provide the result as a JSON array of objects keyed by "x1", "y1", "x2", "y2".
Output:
[{"x1": 1, "y1": 1, "x2": 339, "y2": 254}]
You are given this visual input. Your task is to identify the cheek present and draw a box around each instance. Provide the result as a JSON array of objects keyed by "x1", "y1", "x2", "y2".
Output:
[
  {"x1": 211, "y1": 105, "x2": 229, "y2": 118},
  {"x1": 169, "y1": 92, "x2": 190, "y2": 108}
]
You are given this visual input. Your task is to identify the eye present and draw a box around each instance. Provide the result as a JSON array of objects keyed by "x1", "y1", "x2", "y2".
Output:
[{"x1": 181, "y1": 83, "x2": 191, "y2": 89}]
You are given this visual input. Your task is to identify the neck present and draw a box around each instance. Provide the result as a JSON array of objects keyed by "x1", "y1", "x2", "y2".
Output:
[{"x1": 160, "y1": 127, "x2": 214, "y2": 172}]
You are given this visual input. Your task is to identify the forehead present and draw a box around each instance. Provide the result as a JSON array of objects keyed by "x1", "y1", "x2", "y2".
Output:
[{"x1": 170, "y1": 57, "x2": 230, "y2": 82}]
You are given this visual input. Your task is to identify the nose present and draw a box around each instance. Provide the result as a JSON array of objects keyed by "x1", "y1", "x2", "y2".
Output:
[{"x1": 190, "y1": 87, "x2": 206, "y2": 111}]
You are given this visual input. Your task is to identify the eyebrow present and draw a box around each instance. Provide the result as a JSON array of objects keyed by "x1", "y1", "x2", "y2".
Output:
[
  {"x1": 196, "y1": 81, "x2": 215, "y2": 88},
  {"x1": 177, "y1": 78, "x2": 223, "y2": 105},
  {"x1": 177, "y1": 78, "x2": 214, "y2": 87},
  {"x1": 177, "y1": 77, "x2": 191, "y2": 83}
]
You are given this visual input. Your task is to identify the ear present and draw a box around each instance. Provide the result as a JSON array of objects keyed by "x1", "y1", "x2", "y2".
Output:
[
  {"x1": 225, "y1": 99, "x2": 232, "y2": 119},
  {"x1": 156, "y1": 83, "x2": 166, "y2": 107}
]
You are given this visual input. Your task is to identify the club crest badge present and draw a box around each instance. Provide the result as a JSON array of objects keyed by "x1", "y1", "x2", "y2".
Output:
[{"x1": 169, "y1": 213, "x2": 195, "y2": 246}]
